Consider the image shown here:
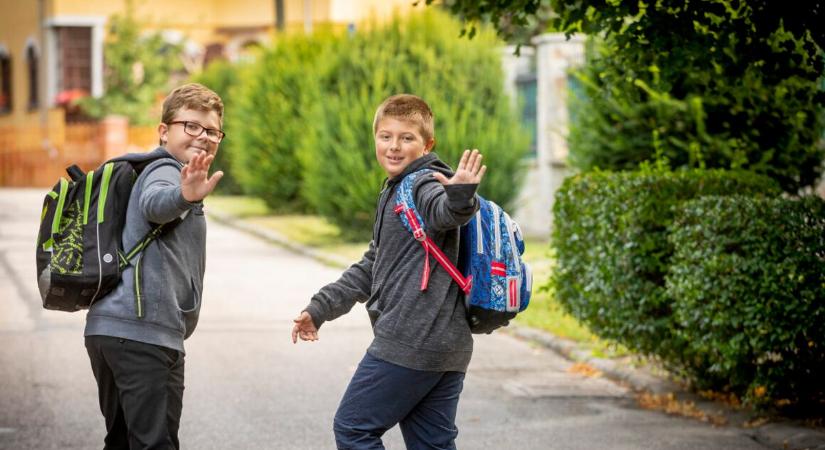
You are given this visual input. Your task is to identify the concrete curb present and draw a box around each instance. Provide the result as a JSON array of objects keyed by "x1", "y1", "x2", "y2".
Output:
[
  {"x1": 508, "y1": 326, "x2": 825, "y2": 450},
  {"x1": 208, "y1": 208, "x2": 825, "y2": 450}
]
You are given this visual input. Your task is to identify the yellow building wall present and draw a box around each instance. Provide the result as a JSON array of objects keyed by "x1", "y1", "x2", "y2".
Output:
[
  {"x1": 49, "y1": 0, "x2": 416, "y2": 45},
  {"x1": 330, "y1": 0, "x2": 418, "y2": 24},
  {"x1": 0, "y1": 0, "x2": 44, "y2": 126},
  {"x1": 0, "y1": 0, "x2": 419, "y2": 126}
]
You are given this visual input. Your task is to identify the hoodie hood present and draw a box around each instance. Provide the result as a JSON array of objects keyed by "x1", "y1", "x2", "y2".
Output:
[{"x1": 387, "y1": 152, "x2": 454, "y2": 186}]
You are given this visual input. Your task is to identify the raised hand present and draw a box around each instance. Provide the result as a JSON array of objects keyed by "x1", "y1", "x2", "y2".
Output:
[
  {"x1": 432, "y1": 149, "x2": 487, "y2": 186},
  {"x1": 181, "y1": 151, "x2": 224, "y2": 202},
  {"x1": 292, "y1": 311, "x2": 319, "y2": 343}
]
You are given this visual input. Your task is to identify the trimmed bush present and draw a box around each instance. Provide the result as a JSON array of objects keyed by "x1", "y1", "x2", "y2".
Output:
[
  {"x1": 551, "y1": 167, "x2": 780, "y2": 362},
  {"x1": 668, "y1": 195, "x2": 825, "y2": 408},
  {"x1": 298, "y1": 11, "x2": 531, "y2": 240}
]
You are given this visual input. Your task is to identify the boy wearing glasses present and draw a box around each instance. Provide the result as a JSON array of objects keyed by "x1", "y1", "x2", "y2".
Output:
[{"x1": 84, "y1": 83, "x2": 224, "y2": 449}]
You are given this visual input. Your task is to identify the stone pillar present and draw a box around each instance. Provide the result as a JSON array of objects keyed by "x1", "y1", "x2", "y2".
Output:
[
  {"x1": 98, "y1": 115, "x2": 129, "y2": 161},
  {"x1": 512, "y1": 33, "x2": 584, "y2": 238},
  {"x1": 501, "y1": 45, "x2": 535, "y2": 102}
]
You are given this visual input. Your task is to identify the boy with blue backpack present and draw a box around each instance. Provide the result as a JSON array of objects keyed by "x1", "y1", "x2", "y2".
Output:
[{"x1": 292, "y1": 93, "x2": 530, "y2": 449}]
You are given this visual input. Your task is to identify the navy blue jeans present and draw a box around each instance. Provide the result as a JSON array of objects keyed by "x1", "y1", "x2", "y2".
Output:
[{"x1": 333, "y1": 352, "x2": 465, "y2": 450}]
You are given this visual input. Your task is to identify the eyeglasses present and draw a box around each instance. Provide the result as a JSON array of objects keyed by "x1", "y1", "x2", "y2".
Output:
[{"x1": 168, "y1": 121, "x2": 225, "y2": 143}]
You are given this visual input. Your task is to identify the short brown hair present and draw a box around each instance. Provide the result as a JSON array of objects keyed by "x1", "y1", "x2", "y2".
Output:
[
  {"x1": 161, "y1": 83, "x2": 224, "y2": 126},
  {"x1": 373, "y1": 94, "x2": 434, "y2": 143}
]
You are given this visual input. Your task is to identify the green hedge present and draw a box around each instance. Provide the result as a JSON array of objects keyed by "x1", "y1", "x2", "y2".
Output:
[
  {"x1": 551, "y1": 167, "x2": 780, "y2": 362},
  {"x1": 668, "y1": 195, "x2": 825, "y2": 408}
]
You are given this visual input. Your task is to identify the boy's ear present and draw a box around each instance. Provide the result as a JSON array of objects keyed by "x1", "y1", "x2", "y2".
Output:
[
  {"x1": 425, "y1": 138, "x2": 436, "y2": 153},
  {"x1": 157, "y1": 122, "x2": 168, "y2": 145}
]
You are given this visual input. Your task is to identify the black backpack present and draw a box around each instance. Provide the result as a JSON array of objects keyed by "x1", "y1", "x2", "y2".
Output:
[{"x1": 36, "y1": 149, "x2": 179, "y2": 312}]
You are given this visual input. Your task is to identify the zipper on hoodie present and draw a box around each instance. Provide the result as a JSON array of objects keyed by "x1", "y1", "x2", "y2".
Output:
[{"x1": 134, "y1": 253, "x2": 145, "y2": 318}]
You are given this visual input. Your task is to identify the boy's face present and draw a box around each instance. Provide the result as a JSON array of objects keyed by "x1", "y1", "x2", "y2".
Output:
[
  {"x1": 158, "y1": 107, "x2": 222, "y2": 164},
  {"x1": 374, "y1": 117, "x2": 434, "y2": 178}
]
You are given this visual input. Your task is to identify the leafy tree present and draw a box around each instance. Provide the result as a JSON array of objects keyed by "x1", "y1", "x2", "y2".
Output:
[
  {"x1": 423, "y1": 0, "x2": 550, "y2": 44},
  {"x1": 78, "y1": 3, "x2": 183, "y2": 125},
  {"x1": 429, "y1": 1, "x2": 825, "y2": 191},
  {"x1": 562, "y1": 1, "x2": 825, "y2": 192}
]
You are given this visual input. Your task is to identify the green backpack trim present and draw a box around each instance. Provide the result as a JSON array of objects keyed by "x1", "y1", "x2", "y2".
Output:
[
  {"x1": 83, "y1": 170, "x2": 94, "y2": 225},
  {"x1": 98, "y1": 162, "x2": 114, "y2": 224}
]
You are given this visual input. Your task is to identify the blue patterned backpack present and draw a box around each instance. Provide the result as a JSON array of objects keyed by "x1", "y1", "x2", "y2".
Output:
[{"x1": 394, "y1": 169, "x2": 532, "y2": 334}]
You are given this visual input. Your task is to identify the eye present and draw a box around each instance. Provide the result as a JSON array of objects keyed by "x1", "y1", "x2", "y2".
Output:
[{"x1": 185, "y1": 122, "x2": 202, "y2": 134}]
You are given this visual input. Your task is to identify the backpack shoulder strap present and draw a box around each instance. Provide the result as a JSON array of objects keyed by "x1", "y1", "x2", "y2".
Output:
[
  {"x1": 394, "y1": 168, "x2": 432, "y2": 236},
  {"x1": 115, "y1": 149, "x2": 184, "y2": 268},
  {"x1": 393, "y1": 168, "x2": 472, "y2": 294},
  {"x1": 109, "y1": 147, "x2": 180, "y2": 174}
]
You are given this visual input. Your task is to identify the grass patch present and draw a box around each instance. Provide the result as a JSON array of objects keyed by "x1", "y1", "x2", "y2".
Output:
[
  {"x1": 207, "y1": 196, "x2": 369, "y2": 262},
  {"x1": 205, "y1": 195, "x2": 271, "y2": 218}
]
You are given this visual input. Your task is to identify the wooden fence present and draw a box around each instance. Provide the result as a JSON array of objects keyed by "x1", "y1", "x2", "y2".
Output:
[{"x1": 0, "y1": 112, "x2": 157, "y2": 187}]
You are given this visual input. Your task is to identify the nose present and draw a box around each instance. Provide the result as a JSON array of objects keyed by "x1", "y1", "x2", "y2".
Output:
[{"x1": 194, "y1": 130, "x2": 209, "y2": 142}]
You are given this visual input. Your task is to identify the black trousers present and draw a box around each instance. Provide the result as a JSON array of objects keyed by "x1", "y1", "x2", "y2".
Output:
[{"x1": 85, "y1": 335, "x2": 185, "y2": 450}]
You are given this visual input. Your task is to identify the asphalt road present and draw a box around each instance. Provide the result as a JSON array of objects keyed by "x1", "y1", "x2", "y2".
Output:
[{"x1": 0, "y1": 188, "x2": 770, "y2": 449}]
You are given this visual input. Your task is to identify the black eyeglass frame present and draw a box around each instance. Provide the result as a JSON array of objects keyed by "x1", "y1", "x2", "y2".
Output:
[{"x1": 167, "y1": 120, "x2": 226, "y2": 143}]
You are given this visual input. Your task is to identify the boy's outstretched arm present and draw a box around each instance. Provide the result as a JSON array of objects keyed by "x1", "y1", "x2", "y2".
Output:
[
  {"x1": 291, "y1": 241, "x2": 376, "y2": 344},
  {"x1": 140, "y1": 152, "x2": 223, "y2": 224}
]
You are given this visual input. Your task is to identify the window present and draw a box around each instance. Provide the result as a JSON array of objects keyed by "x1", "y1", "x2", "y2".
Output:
[
  {"x1": 0, "y1": 51, "x2": 11, "y2": 114},
  {"x1": 56, "y1": 26, "x2": 92, "y2": 95},
  {"x1": 26, "y1": 44, "x2": 39, "y2": 109},
  {"x1": 516, "y1": 73, "x2": 538, "y2": 158}
]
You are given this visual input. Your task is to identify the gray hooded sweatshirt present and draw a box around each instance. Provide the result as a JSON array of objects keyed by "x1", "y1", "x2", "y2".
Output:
[
  {"x1": 304, "y1": 153, "x2": 479, "y2": 372},
  {"x1": 85, "y1": 148, "x2": 205, "y2": 353}
]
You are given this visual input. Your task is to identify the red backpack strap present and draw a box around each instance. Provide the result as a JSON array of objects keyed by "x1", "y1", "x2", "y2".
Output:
[{"x1": 394, "y1": 203, "x2": 472, "y2": 294}]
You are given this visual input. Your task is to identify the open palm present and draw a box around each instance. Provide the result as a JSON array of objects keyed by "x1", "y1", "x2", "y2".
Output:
[
  {"x1": 432, "y1": 149, "x2": 487, "y2": 185},
  {"x1": 181, "y1": 152, "x2": 223, "y2": 202}
]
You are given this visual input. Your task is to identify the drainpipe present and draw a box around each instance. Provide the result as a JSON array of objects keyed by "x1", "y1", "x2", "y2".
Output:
[{"x1": 275, "y1": 0, "x2": 285, "y2": 32}]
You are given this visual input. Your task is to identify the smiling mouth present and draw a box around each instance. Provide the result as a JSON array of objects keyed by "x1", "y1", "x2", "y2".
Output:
[{"x1": 387, "y1": 156, "x2": 403, "y2": 163}]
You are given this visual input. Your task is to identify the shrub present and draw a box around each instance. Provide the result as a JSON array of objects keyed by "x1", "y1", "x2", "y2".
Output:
[
  {"x1": 668, "y1": 195, "x2": 825, "y2": 408},
  {"x1": 298, "y1": 11, "x2": 531, "y2": 240},
  {"x1": 190, "y1": 59, "x2": 243, "y2": 194},
  {"x1": 227, "y1": 33, "x2": 332, "y2": 212},
  {"x1": 551, "y1": 166, "x2": 780, "y2": 362}
]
